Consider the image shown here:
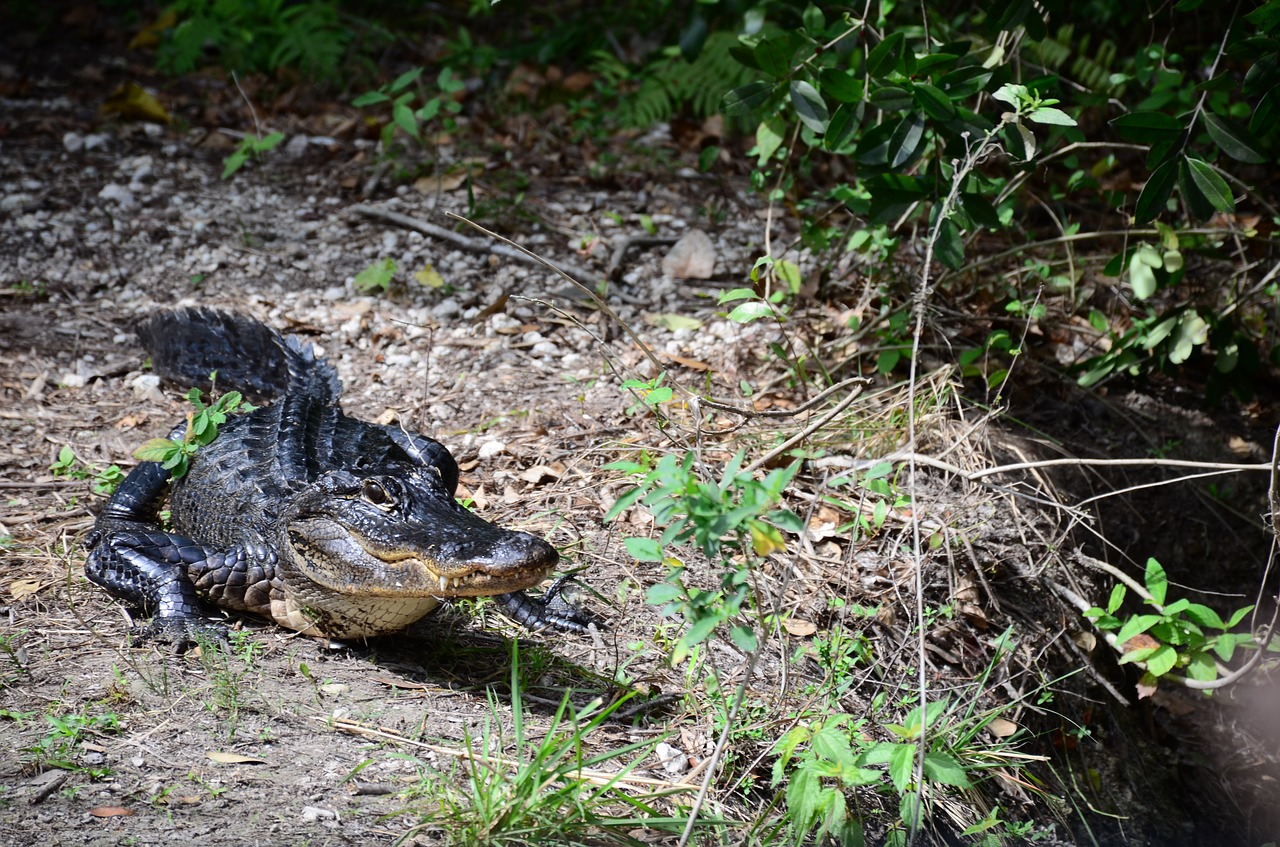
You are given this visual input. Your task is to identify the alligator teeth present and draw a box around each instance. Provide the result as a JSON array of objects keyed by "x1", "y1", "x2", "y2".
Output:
[{"x1": 439, "y1": 576, "x2": 448, "y2": 591}]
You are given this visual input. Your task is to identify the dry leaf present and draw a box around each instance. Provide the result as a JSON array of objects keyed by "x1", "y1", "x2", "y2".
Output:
[
  {"x1": 7, "y1": 577, "x2": 44, "y2": 600},
  {"x1": 413, "y1": 264, "x2": 446, "y2": 288},
  {"x1": 519, "y1": 464, "x2": 563, "y2": 484},
  {"x1": 207, "y1": 751, "x2": 267, "y2": 765},
  {"x1": 89, "y1": 807, "x2": 134, "y2": 818},
  {"x1": 988, "y1": 717, "x2": 1018, "y2": 738},
  {"x1": 101, "y1": 82, "x2": 171, "y2": 125},
  {"x1": 665, "y1": 354, "x2": 711, "y2": 371},
  {"x1": 784, "y1": 618, "x2": 817, "y2": 637},
  {"x1": 115, "y1": 412, "x2": 148, "y2": 430},
  {"x1": 370, "y1": 676, "x2": 430, "y2": 690}
]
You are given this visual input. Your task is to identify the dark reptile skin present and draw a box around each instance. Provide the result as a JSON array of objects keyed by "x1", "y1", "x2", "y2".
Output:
[{"x1": 84, "y1": 308, "x2": 592, "y2": 639}]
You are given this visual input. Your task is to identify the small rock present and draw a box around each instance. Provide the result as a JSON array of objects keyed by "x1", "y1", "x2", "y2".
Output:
[
  {"x1": 0, "y1": 193, "x2": 34, "y2": 213},
  {"x1": 130, "y1": 373, "x2": 165, "y2": 404},
  {"x1": 283, "y1": 134, "x2": 309, "y2": 160},
  {"x1": 655, "y1": 742, "x2": 689, "y2": 775},
  {"x1": 661, "y1": 228, "x2": 716, "y2": 279},
  {"x1": 531, "y1": 340, "x2": 560, "y2": 357},
  {"x1": 59, "y1": 373, "x2": 87, "y2": 388},
  {"x1": 97, "y1": 183, "x2": 134, "y2": 206},
  {"x1": 63, "y1": 132, "x2": 84, "y2": 152},
  {"x1": 83, "y1": 133, "x2": 111, "y2": 151},
  {"x1": 432, "y1": 298, "x2": 461, "y2": 319},
  {"x1": 300, "y1": 806, "x2": 338, "y2": 823},
  {"x1": 477, "y1": 440, "x2": 506, "y2": 460}
]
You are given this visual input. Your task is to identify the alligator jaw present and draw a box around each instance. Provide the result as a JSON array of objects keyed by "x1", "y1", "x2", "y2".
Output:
[{"x1": 284, "y1": 517, "x2": 557, "y2": 599}]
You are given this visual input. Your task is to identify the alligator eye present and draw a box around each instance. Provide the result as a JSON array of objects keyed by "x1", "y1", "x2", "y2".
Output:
[{"x1": 361, "y1": 480, "x2": 391, "y2": 506}]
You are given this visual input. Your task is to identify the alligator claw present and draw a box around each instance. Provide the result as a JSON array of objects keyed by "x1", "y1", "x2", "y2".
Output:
[{"x1": 131, "y1": 615, "x2": 230, "y2": 652}]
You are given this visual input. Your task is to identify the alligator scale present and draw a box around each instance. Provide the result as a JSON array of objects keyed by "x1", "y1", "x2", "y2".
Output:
[{"x1": 85, "y1": 308, "x2": 590, "y2": 639}]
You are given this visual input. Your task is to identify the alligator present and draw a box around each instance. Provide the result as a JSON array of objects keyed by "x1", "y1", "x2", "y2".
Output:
[{"x1": 84, "y1": 308, "x2": 592, "y2": 641}]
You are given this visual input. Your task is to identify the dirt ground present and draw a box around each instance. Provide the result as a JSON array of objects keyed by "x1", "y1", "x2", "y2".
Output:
[{"x1": 3, "y1": 24, "x2": 1280, "y2": 847}]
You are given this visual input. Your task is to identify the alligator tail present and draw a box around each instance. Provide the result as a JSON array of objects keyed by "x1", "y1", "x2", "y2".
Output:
[{"x1": 137, "y1": 307, "x2": 340, "y2": 402}]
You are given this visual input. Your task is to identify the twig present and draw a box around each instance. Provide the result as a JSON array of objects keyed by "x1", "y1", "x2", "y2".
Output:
[
  {"x1": 350, "y1": 205, "x2": 600, "y2": 287},
  {"x1": 742, "y1": 381, "x2": 869, "y2": 474}
]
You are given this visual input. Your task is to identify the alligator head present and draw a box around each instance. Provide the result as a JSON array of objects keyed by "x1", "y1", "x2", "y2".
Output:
[{"x1": 276, "y1": 465, "x2": 557, "y2": 629}]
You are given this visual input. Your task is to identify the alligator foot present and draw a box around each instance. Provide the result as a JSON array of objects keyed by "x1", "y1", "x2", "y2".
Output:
[
  {"x1": 131, "y1": 614, "x2": 230, "y2": 652},
  {"x1": 496, "y1": 574, "x2": 602, "y2": 634}
]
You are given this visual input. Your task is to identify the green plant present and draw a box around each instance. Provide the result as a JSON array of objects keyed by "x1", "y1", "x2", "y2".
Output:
[
  {"x1": 396, "y1": 641, "x2": 696, "y2": 846},
  {"x1": 1084, "y1": 557, "x2": 1257, "y2": 689},
  {"x1": 222, "y1": 130, "x2": 284, "y2": 179},
  {"x1": 133, "y1": 383, "x2": 255, "y2": 479},
  {"x1": 23, "y1": 711, "x2": 121, "y2": 777},
  {"x1": 353, "y1": 66, "x2": 465, "y2": 153},
  {"x1": 155, "y1": 0, "x2": 351, "y2": 79},
  {"x1": 50, "y1": 446, "x2": 126, "y2": 496},
  {"x1": 609, "y1": 451, "x2": 802, "y2": 665},
  {"x1": 199, "y1": 629, "x2": 262, "y2": 738},
  {"x1": 353, "y1": 258, "x2": 398, "y2": 294}
]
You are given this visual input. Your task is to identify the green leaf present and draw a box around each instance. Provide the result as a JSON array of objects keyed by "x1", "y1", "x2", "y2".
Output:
[
  {"x1": 603, "y1": 486, "x2": 644, "y2": 522},
  {"x1": 393, "y1": 101, "x2": 419, "y2": 140},
  {"x1": 1250, "y1": 89, "x2": 1277, "y2": 138},
  {"x1": 1203, "y1": 113, "x2": 1267, "y2": 163},
  {"x1": 1135, "y1": 157, "x2": 1179, "y2": 224},
  {"x1": 1128, "y1": 245, "x2": 1159, "y2": 299},
  {"x1": 1181, "y1": 603, "x2": 1226, "y2": 630},
  {"x1": 935, "y1": 218, "x2": 963, "y2": 270},
  {"x1": 1186, "y1": 651, "x2": 1217, "y2": 681},
  {"x1": 819, "y1": 68, "x2": 863, "y2": 103},
  {"x1": 938, "y1": 65, "x2": 992, "y2": 98},
  {"x1": 390, "y1": 67, "x2": 424, "y2": 93},
  {"x1": 1145, "y1": 644, "x2": 1178, "y2": 677},
  {"x1": 728, "y1": 624, "x2": 757, "y2": 653},
  {"x1": 351, "y1": 91, "x2": 389, "y2": 108},
  {"x1": 1116, "y1": 614, "x2": 1162, "y2": 645},
  {"x1": 790, "y1": 80, "x2": 829, "y2": 133},
  {"x1": 1144, "y1": 558, "x2": 1168, "y2": 605},
  {"x1": 727, "y1": 301, "x2": 775, "y2": 323},
  {"x1": 722, "y1": 82, "x2": 773, "y2": 118},
  {"x1": 754, "y1": 34, "x2": 797, "y2": 77},
  {"x1": 869, "y1": 85, "x2": 913, "y2": 113},
  {"x1": 887, "y1": 742, "x2": 915, "y2": 793},
  {"x1": 1111, "y1": 111, "x2": 1183, "y2": 144},
  {"x1": 134, "y1": 438, "x2": 180, "y2": 463},
  {"x1": 867, "y1": 32, "x2": 905, "y2": 78},
  {"x1": 354, "y1": 258, "x2": 397, "y2": 293},
  {"x1": 887, "y1": 113, "x2": 926, "y2": 168},
  {"x1": 1107, "y1": 583, "x2": 1127, "y2": 615},
  {"x1": 1180, "y1": 156, "x2": 1234, "y2": 219},
  {"x1": 1028, "y1": 107, "x2": 1076, "y2": 126},
  {"x1": 624, "y1": 537, "x2": 664, "y2": 562},
  {"x1": 683, "y1": 614, "x2": 720, "y2": 648},
  {"x1": 824, "y1": 102, "x2": 863, "y2": 153},
  {"x1": 913, "y1": 83, "x2": 956, "y2": 121},
  {"x1": 645, "y1": 582, "x2": 682, "y2": 605},
  {"x1": 922, "y1": 752, "x2": 971, "y2": 787}
]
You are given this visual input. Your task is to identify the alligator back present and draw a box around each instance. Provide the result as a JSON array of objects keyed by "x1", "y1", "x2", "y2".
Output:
[{"x1": 139, "y1": 307, "x2": 341, "y2": 404}]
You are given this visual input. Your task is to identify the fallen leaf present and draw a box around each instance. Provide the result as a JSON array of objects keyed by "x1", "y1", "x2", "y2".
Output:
[
  {"x1": 661, "y1": 229, "x2": 716, "y2": 279},
  {"x1": 101, "y1": 82, "x2": 171, "y2": 125},
  {"x1": 128, "y1": 10, "x2": 177, "y2": 49},
  {"x1": 519, "y1": 464, "x2": 564, "y2": 484},
  {"x1": 370, "y1": 676, "x2": 430, "y2": 690},
  {"x1": 6, "y1": 577, "x2": 44, "y2": 600},
  {"x1": 89, "y1": 807, "x2": 134, "y2": 817},
  {"x1": 665, "y1": 354, "x2": 711, "y2": 371},
  {"x1": 207, "y1": 751, "x2": 267, "y2": 765},
  {"x1": 784, "y1": 618, "x2": 817, "y2": 637},
  {"x1": 988, "y1": 717, "x2": 1018, "y2": 738},
  {"x1": 1135, "y1": 673, "x2": 1159, "y2": 700},
  {"x1": 1122, "y1": 633, "x2": 1159, "y2": 654},
  {"x1": 413, "y1": 264, "x2": 446, "y2": 288},
  {"x1": 115, "y1": 412, "x2": 148, "y2": 430}
]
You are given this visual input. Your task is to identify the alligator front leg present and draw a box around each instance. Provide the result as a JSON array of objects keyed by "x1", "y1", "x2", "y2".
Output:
[
  {"x1": 84, "y1": 528, "x2": 226, "y2": 642},
  {"x1": 495, "y1": 575, "x2": 600, "y2": 634}
]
